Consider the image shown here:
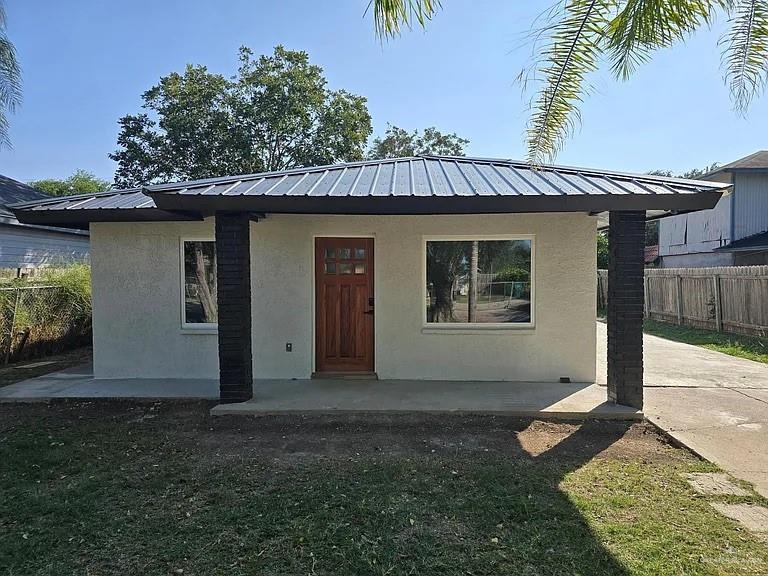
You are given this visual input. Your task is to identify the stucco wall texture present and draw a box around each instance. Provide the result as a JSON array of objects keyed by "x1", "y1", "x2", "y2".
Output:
[{"x1": 91, "y1": 213, "x2": 597, "y2": 382}]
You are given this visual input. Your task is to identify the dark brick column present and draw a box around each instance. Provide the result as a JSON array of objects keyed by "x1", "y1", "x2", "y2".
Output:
[
  {"x1": 607, "y1": 211, "x2": 645, "y2": 409},
  {"x1": 215, "y1": 212, "x2": 253, "y2": 403}
]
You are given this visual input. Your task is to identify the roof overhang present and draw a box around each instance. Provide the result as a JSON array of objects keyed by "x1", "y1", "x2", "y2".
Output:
[
  {"x1": 146, "y1": 189, "x2": 724, "y2": 216},
  {"x1": 9, "y1": 155, "x2": 731, "y2": 227},
  {"x1": 11, "y1": 207, "x2": 204, "y2": 229},
  {"x1": 0, "y1": 214, "x2": 91, "y2": 235}
]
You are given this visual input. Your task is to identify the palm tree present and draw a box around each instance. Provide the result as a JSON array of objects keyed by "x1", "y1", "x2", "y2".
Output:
[
  {"x1": 369, "y1": 0, "x2": 768, "y2": 164},
  {"x1": 468, "y1": 240, "x2": 478, "y2": 323},
  {"x1": 0, "y1": 1, "x2": 20, "y2": 149}
]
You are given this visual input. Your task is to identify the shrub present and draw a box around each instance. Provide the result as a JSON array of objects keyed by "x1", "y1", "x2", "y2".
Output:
[
  {"x1": 493, "y1": 266, "x2": 530, "y2": 283},
  {"x1": 0, "y1": 265, "x2": 92, "y2": 362}
]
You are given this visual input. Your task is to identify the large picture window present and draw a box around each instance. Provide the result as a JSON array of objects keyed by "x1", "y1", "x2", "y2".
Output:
[
  {"x1": 182, "y1": 240, "x2": 217, "y2": 326},
  {"x1": 425, "y1": 238, "x2": 532, "y2": 325}
]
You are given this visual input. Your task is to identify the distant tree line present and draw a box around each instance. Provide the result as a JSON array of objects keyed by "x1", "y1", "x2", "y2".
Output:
[{"x1": 30, "y1": 170, "x2": 111, "y2": 197}]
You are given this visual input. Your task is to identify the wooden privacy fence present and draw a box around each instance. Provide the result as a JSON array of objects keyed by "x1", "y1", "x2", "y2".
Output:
[{"x1": 597, "y1": 266, "x2": 768, "y2": 337}]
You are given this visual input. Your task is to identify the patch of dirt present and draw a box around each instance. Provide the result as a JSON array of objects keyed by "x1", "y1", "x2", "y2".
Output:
[{"x1": 0, "y1": 400, "x2": 688, "y2": 466}]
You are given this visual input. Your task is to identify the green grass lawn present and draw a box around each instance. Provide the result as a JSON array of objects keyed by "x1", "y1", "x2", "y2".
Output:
[
  {"x1": 643, "y1": 319, "x2": 768, "y2": 364},
  {"x1": 1, "y1": 402, "x2": 767, "y2": 575}
]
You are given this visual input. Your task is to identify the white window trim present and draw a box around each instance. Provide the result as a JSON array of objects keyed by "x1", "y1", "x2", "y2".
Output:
[
  {"x1": 180, "y1": 237, "x2": 218, "y2": 333},
  {"x1": 421, "y1": 234, "x2": 535, "y2": 331}
]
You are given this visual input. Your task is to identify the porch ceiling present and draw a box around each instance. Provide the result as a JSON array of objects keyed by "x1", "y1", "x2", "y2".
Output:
[{"x1": 10, "y1": 155, "x2": 730, "y2": 226}]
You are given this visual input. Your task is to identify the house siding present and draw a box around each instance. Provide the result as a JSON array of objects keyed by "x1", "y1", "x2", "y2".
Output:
[
  {"x1": 658, "y1": 193, "x2": 731, "y2": 259},
  {"x1": 733, "y1": 172, "x2": 768, "y2": 241},
  {"x1": 660, "y1": 251, "x2": 734, "y2": 268},
  {"x1": 90, "y1": 213, "x2": 597, "y2": 383},
  {"x1": 0, "y1": 223, "x2": 89, "y2": 269}
]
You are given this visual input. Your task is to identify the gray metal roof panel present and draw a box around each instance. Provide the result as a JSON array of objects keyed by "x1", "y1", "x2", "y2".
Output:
[
  {"x1": 10, "y1": 155, "x2": 731, "y2": 220},
  {"x1": 16, "y1": 189, "x2": 153, "y2": 211}
]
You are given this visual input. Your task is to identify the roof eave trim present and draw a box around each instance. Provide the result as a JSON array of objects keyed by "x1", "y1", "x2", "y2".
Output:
[
  {"x1": 0, "y1": 214, "x2": 91, "y2": 235},
  {"x1": 147, "y1": 188, "x2": 724, "y2": 215},
  {"x1": 11, "y1": 207, "x2": 205, "y2": 227}
]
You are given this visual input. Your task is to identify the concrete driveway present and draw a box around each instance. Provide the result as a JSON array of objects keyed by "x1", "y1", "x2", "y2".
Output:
[{"x1": 597, "y1": 322, "x2": 768, "y2": 498}]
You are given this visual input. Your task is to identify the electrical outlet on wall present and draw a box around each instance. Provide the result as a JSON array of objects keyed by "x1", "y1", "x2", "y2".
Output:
[{"x1": 286, "y1": 343, "x2": 292, "y2": 352}]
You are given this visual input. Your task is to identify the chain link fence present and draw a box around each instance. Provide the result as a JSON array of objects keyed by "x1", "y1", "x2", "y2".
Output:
[{"x1": 0, "y1": 271, "x2": 92, "y2": 363}]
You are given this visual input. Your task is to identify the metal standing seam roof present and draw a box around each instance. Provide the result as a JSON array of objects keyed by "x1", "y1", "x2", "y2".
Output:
[
  {"x1": 10, "y1": 156, "x2": 730, "y2": 227},
  {"x1": 12, "y1": 187, "x2": 154, "y2": 211},
  {"x1": 141, "y1": 155, "x2": 725, "y2": 198},
  {"x1": 0, "y1": 174, "x2": 90, "y2": 235}
]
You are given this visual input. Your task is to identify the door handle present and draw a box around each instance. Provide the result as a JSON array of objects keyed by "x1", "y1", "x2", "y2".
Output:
[{"x1": 363, "y1": 309, "x2": 374, "y2": 315}]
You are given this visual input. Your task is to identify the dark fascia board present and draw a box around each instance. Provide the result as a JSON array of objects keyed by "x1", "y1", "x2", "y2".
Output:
[
  {"x1": 0, "y1": 214, "x2": 90, "y2": 235},
  {"x1": 148, "y1": 189, "x2": 725, "y2": 216},
  {"x1": 11, "y1": 207, "x2": 204, "y2": 228}
]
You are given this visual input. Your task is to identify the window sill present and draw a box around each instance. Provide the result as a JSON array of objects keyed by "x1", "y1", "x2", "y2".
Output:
[
  {"x1": 180, "y1": 326, "x2": 218, "y2": 335},
  {"x1": 421, "y1": 325, "x2": 535, "y2": 335}
]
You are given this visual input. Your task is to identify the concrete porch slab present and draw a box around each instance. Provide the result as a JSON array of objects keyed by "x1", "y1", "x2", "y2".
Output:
[
  {"x1": 1, "y1": 363, "x2": 639, "y2": 420},
  {"x1": 210, "y1": 379, "x2": 641, "y2": 420},
  {"x1": 0, "y1": 364, "x2": 218, "y2": 401}
]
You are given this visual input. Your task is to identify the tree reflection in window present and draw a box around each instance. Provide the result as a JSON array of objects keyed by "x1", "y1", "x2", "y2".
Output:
[
  {"x1": 426, "y1": 240, "x2": 531, "y2": 324},
  {"x1": 184, "y1": 241, "x2": 217, "y2": 324}
]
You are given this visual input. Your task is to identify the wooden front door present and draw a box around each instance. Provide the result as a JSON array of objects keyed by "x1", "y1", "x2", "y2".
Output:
[{"x1": 315, "y1": 237, "x2": 374, "y2": 373}]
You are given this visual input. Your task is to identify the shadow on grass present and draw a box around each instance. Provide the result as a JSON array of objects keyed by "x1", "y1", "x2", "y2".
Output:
[{"x1": 0, "y1": 407, "x2": 640, "y2": 575}]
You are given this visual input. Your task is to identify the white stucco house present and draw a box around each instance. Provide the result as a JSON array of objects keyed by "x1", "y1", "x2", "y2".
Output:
[
  {"x1": 0, "y1": 175, "x2": 89, "y2": 272},
  {"x1": 11, "y1": 156, "x2": 727, "y2": 410},
  {"x1": 659, "y1": 151, "x2": 768, "y2": 267}
]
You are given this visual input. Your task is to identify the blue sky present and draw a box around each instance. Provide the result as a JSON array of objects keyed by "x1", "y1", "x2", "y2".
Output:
[{"x1": 2, "y1": 0, "x2": 766, "y2": 183}]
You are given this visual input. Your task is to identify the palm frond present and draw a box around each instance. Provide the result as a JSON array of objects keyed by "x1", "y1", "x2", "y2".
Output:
[
  {"x1": 0, "y1": 2, "x2": 21, "y2": 149},
  {"x1": 526, "y1": 0, "x2": 615, "y2": 164},
  {"x1": 721, "y1": 0, "x2": 768, "y2": 113},
  {"x1": 368, "y1": 0, "x2": 442, "y2": 39},
  {"x1": 606, "y1": 0, "x2": 715, "y2": 80}
]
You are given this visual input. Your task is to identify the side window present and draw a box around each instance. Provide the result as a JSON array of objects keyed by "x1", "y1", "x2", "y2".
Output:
[{"x1": 182, "y1": 240, "x2": 217, "y2": 325}]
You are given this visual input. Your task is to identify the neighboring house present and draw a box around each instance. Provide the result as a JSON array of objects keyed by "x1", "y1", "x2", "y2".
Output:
[
  {"x1": 644, "y1": 245, "x2": 659, "y2": 267},
  {"x1": 11, "y1": 156, "x2": 726, "y2": 409},
  {"x1": 0, "y1": 175, "x2": 89, "y2": 271},
  {"x1": 659, "y1": 151, "x2": 768, "y2": 267}
]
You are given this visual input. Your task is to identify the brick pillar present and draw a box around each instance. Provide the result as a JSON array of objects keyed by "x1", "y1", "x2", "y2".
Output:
[
  {"x1": 607, "y1": 210, "x2": 645, "y2": 409},
  {"x1": 215, "y1": 212, "x2": 253, "y2": 403}
]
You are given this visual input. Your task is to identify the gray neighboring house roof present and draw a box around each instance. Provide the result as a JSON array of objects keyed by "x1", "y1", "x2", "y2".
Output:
[
  {"x1": 715, "y1": 230, "x2": 768, "y2": 253},
  {"x1": 10, "y1": 156, "x2": 730, "y2": 227},
  {"x1": 705, "y1": 150, "x2": 768, "y2": 177},
  {"x1": 0, "y1": 174, "x2": 88, "y2": 236}
]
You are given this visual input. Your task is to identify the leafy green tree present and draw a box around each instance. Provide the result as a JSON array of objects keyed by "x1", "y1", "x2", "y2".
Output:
[
  {"x1": 369, "y1": 1, "x2": 768, "y2": 163},
  {"x1": 111, "y1": 46, "x2": 373, "y2": 188},
  {"x1": 0, "y1": 2, "x2": 21, "y2": 149},
  {"x1": 597, "y1": 232, "x2": 609, "y2": 269},
  {"x1": 646, "y1": 220, "x2": 659, "y2": 246},
  {"x1": 648, "y1": 163, "x2": 720, "y2": 179},
  {"x1": 367, "y1": 124, "x2": 469, "y2": 159},
  {"x1": 682, "y1": 163, "x2": 721, "y2": 179},
  {"x1": 30, "y1": 170, "x2": 111, "y2": 197}
]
